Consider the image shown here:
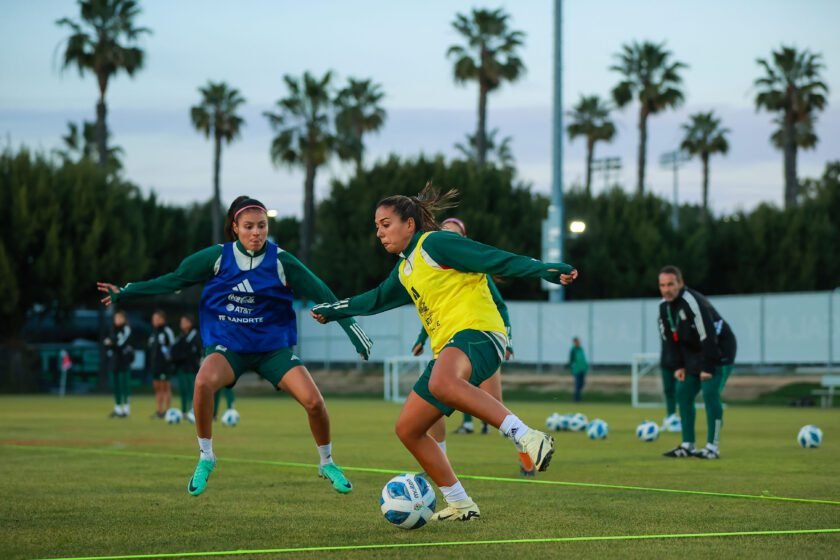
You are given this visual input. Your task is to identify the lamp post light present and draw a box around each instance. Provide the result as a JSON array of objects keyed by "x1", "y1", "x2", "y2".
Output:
[{"x1": 569, "y1": 220, "x2": 586, "y2": 235}]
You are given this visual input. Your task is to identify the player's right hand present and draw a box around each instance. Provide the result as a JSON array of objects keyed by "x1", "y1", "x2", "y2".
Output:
[
  {"x1": 96, "y1": 282, "x2": 119, "y2": 306},
  {"x1": 674, "y1": 368, "x2": 686, "y2": 381},
  {"x1": 411, "y1": 343, "x2": 423, "y2": 356}
]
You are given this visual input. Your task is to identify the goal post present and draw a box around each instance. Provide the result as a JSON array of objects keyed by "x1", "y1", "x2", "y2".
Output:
[
  {"x1": 631, "y1": 352, "x2": 663, "y2": 408},
  {"x1": 383, "y1": 356, "x2": 427, "y2": 403}
]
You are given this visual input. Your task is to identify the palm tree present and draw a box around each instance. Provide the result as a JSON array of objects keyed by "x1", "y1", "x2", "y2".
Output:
[
  {"x1": 55, "y1": 120, "x2": 124, "y2": 174},
  {"x1": 754, "y1": 46, "x2": 828, "y2": 207},
  {"x1": 190, "y1": 82, "x2": 246, "y2": 244},
  {"x1": 566, "y1": 95, "x2": 617, "y2": 196},
  {"x1": 335, "y1": 78, "x2": 386, "y2": 176},
  {"x1": 680, "y1": 112, "x2": 730, "y2": 211},
  {"x1": 610, "y1": 41, "x2": 686, "y2": 195},
  {"x1": 454, "y1": 128, "x2": 515, "y2": 170},
  {"x1": 447, "y1": 8, "x2": 525, "y2": 168},
  {"x1": 56, "y1": 0, "x2": 150, "y2": 168},
  {"x1": 264, "y1": 71, "x2": 335, "y2": 264}
]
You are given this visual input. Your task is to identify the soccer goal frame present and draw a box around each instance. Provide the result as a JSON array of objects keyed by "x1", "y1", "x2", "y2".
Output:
[
  {"x1": 631, "y1": 352, "x2": 664, "y2": 408},
  {"x1": 383, "y1": 355, "x2": 427, "y2": 403}
]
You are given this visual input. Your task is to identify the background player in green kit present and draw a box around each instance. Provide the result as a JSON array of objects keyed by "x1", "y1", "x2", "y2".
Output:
[
  {"x1": 658, "y1": 265, "x2": 737, "y2": 459},
  {"x1": 97, "y1": 196, "x2": 373, "y2": 496}
]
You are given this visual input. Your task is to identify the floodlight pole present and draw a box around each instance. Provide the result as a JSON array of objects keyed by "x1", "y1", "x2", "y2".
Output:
[
  {"x1": 660, "y1": 150, "x2": 689, "y2": 230},
  {"x1": 545, "y1": 0, "x2": 564, "y2": 303}
]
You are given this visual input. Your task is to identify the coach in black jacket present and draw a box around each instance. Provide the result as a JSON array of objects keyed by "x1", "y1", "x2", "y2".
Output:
[{"x1": 658, "y1": 265, "x2": 736, "y2": 460}]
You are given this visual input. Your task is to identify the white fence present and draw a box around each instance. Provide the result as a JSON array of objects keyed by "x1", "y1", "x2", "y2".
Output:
[{"x1": 295, "y1": 290, "x2": 840, "y2": 367}]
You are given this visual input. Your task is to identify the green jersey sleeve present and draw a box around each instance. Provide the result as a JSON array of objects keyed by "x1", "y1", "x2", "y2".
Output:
[
  {"x1": 422, "y1": 231, "x2": 574, "y2": 284},
  {"x1": 311, "y1": 264, "x2": 411, "y2": 321},
  {"x1": 280, "y1": 251, "x2": 373, "y2": 358},
  {"x1": 113, "y1": 245, "x2": 221, "y2": 303}
]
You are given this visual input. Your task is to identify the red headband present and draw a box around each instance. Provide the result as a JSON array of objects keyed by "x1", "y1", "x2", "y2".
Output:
[{"x1": 234, "y1": 205, "x2": 266, "y2": 220}]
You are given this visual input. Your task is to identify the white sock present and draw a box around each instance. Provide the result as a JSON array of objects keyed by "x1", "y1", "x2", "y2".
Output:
[
  {"x1": 706, "y1": 443, "x2": 719, "y2": 452},
  {"x1": 114, "y1": 404, "x2": 121, "y2": 413},
  {"x1": 198, "y1": 437, "x2": 215, "y2": 462},
  {"x1": 500, "y1": 415, "x2": 530, "y2": 444},
  {"x1": 437, "y1": 440, "x2": 447, "y2": 454},
  {"x1": 440, "y1": 481, "x2": 468, "y2": 503},
  {"x1": 124, "y1": 403, "x2": 130, "y2": 414},
  {"x1": 462, "y1": 421, "x2": 474, "y2": 430},
  {"x1": 681, "y1": 442, "x2": 695, "y2": 449},
  {"x1": 317, "y1": 443, "x2": 333, "y2": 466}
]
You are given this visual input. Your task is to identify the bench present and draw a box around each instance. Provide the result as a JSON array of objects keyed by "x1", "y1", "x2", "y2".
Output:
[{"x1": 811, "y1": 375, "x2": 840, "y2": 408}]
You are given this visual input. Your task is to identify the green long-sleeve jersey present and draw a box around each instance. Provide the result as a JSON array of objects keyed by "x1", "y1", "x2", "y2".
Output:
[
  {"x1": 313, "y1": 230, "x2": 574, "y2": 324},
  {"x1": 111, "y1": 240, "x2": 372, "y2": 357},
  {"x1": 412, "y1": 275, "x2": 513, "y2": 352}
]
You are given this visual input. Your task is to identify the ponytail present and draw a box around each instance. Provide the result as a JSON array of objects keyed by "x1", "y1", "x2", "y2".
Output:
[{"x1": 376, "y1": 182, "x2": 458, "y2": 231}]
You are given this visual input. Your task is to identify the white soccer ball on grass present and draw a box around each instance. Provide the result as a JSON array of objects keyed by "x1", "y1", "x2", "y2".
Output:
[{"x1": 380, "y1": 474, "x2": 437, "y2": 530}]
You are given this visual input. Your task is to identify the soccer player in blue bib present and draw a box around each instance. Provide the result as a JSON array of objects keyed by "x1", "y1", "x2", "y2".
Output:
[{"x1": 97, "y1": 196, "x2": 373, "y2": 496}]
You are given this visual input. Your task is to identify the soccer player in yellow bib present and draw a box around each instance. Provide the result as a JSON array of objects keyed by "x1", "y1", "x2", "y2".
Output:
[
  {"x1": 311, "y1": 184, "x2": 578, "y2": 521},
  {"x1": 411, "y1": 217, "x2": 536, "y2": 477}
]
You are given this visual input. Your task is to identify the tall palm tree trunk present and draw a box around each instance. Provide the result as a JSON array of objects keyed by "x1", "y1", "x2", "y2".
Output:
[
  {"x1": 783, "y1": 117, "x2": 798, "y2": 208},
  {"x1": 701, "y1": 152, "x2": 710, "y2": 211},
  {"x1": 585, "y1": 138, "x2": 594, "y2": 196},
  {"x1": 212, "y1": 134, "x2": 223, "y2": 244},
  {"x1": 476, "y1": 82, "x2": 488, "y2": 168},
  {"x1": 300, "y1": 162, "x2": 317, "y2": 265},
  {"x1": 637, "y1": 107, "x2": 648, "y2": 195},
  {"x1": 95, "y1": 97, "x2": 108, "y2": 169}
]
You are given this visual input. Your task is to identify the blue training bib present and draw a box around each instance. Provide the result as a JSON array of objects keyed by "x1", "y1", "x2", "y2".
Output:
[{"x1": 199, "y1": 242, "x2": 296, "y2": 353}]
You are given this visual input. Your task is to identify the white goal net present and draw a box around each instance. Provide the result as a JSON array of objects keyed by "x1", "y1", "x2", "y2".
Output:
[
  {"x1": 383, "y1": 356, "x2": 427, "y2": 403},
  {"x1": 631, "y1": 352, "x2": 663, "y2": 408}
]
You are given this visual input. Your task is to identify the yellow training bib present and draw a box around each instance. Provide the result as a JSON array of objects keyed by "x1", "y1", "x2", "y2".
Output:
[{"x1": 399, "y1": 232, "x2": 505, "y2": 357}]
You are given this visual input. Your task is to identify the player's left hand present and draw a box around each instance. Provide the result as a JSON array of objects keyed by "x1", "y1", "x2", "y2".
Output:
[
  {"x1": 700, "y1": 371, "x2": 713, "y2": 381},
  {"x1": 310, "y1": 310, "x2": 328, "y2": 324},
  {"x1": 554, "y1": 269, "x2": 578, "y2": 285}
]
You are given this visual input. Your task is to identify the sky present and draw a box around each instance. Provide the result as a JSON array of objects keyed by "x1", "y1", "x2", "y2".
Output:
[{"x1": 1, "y1": 0, "x2": 839, "y2": 219}]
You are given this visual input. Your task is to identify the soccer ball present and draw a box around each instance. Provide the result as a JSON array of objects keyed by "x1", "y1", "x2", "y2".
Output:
[
  {"x1": 221, "y1": 408, "x2": 240, "y2": 427},
  {"x1": 557, "y1": 414, "x2": 572, "y2": 431},
  {"x1": 567, "y1": 413, "x2": 588, "y2": 432},
  {"x1": 636, "y1": 420, "x2": 660, "y2": 442},
  {"x1": 380, "y1": 474, "x2": 437, "y2": 530},
  {"x1": 164, "y1": 408, "x2": 182, "y2": 425},
  {"x1": 586, "y1": 419, "x2": 608, "y2": 440},
  {"x1": 797, "y1": 425, "x2": 823, "y2": 448},
  {"x1": 662, "y1": 414, "x2": 682, "y2": 433},
  {"x1": 546, "y1": 413, "x2": 564, "y2": 431}
]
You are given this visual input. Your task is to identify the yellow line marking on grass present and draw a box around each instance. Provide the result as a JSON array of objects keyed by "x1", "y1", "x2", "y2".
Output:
[
  {"x1": 4, "y1": 443, "x2": 840, "y2": 506},
  {"x1": 33, "y1": 528, "x2": 840, "y2": 560}
]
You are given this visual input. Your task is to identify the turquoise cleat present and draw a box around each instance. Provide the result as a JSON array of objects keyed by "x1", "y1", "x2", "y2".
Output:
[
  {"x1": 187, "y1": 458, "x2": 215, "y2": 496},
  {"x1": 318, "y1": 463, "x2": 353, "y2": 494}
]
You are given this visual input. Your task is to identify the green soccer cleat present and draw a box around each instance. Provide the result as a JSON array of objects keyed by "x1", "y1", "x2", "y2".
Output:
[
  {"x1": 187, "y1": 458, "x2": 215, "y2": 496},
  {"x1": 431, "y1": 498, "x2": 481, "y2": 521},
  {"x1": 319, "y1": 462, "x2": 353, "y2": 494}
]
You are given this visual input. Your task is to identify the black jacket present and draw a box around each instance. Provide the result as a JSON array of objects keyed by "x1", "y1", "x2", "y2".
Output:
[
  {"x1": 104, "y1": 324, "x2": 134, "y2": 372},
  {"x1": 171, "y1": 328, "x2": 202, "y2": 371},
  {"x1": 659, "y1": 287, "x2": 736, "y2": 376},
  {"x1": 147, "y1": 325, "x2": 175, "y2": 374}
]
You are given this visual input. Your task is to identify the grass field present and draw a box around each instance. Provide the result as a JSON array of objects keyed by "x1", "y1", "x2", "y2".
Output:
[{"x1": 1, "y1": 395, "x2": 838, "y2": 559}]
